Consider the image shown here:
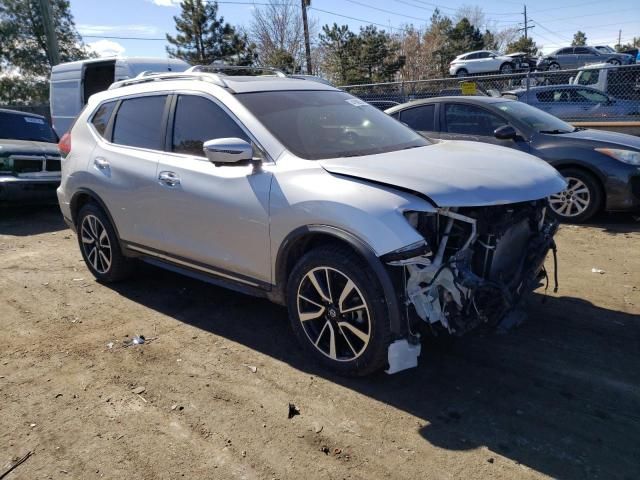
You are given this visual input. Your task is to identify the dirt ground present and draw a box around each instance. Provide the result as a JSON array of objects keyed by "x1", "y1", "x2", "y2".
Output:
[{"x1": 1, "y1": 206, "x2": 639, "y2": 480}]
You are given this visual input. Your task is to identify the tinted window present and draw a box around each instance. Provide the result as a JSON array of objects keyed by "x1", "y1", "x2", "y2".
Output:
[
  {"x1": 574, "y1": 47, "x2": 590, "y2": 54},
  {"x1": 476, "y1": 52, "x2": 491, "y2": 59},
  {"x1": 556, "y1": 48, "x2": 573, "y2": 55},
  {"x1": 466, "y1": 53, "x2": 479, "y2": 60},
  {"x1": 0, "y1": 112, "x2": 57, "y2": 143},
  {"x1": 172, "y1": 95, "x2": 249, "y2": 156},
  {"x1": 400, "y1": 105, "x2": 435, "y2": 131},
  {"x1": 236, "y1": 91, "x2": 428, "y2": 160},
  {"x1": 112, "y1": 96, "x2": 167, "y2": 150},
  {"x1": 90, "y1": 101, "x2": 116, "y2": 138},
  {"x1": 573, "y1": 88, "x2": 609, "y2": 103},
  {"x1": 444, "y1": 104, "x2": 507, "y2": 136}
]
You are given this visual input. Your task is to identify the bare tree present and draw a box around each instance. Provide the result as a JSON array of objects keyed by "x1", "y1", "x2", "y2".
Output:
[
  {"x1": 454, "y1": 5, "x2": 485, "y2": 29},
  {"x1": 250, "y1": 0, "x2": 316, "y2": 72}
]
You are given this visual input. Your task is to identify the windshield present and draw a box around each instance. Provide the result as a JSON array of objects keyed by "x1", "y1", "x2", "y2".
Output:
[
  {"x1": 0, "y1": 112, "x2": 58, "y2": 143},
  {"x1": 236, "y1": 90, "x2": 428, "y2": 160},
  {"x1": 494, "y1": 101, "x2": 575, "y2": 134},
  {"x1": 595, "y1": 46, "x2": 615, "y2": 53}
]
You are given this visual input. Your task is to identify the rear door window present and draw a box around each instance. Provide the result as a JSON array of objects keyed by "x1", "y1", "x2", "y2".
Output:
[
  {"x1": 90, "y1": 101, "x2": 117, "y2": 138},
  {"x1": 444, "y1": 104, "x2": 507, "y2": 136},
  {"x1": 399, "y1": 105, "x2": 435, "y2": 131},
  {"x1": 112, "y1": 95, "x2": 168, "y2": 150},
  {"x1": 171, "y1": 95, "x2": 249, "y2": 156}
]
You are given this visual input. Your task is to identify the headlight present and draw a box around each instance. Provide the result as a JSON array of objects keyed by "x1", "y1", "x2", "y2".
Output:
[{"x1": 595, "y1": 148, "x2": 640, "y2": 166}]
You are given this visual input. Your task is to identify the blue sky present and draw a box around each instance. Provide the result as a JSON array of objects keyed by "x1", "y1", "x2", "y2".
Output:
[{"x1": 72, "y1": 0, "x2": 639, "y2": 58}]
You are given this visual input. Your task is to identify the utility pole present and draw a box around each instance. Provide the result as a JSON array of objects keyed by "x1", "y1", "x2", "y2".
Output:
[
  {"x1": 37, "y1": 0, "x2": 60, "y2": 66},
  {"x1": 518, "y1": 5, "x2": 534, "y2": 44},
  {"x1": 618, "y1": 29, "x2": 622, "y2": 48},
  {"x1": 301, "y1": 0, "x2": 312, "y2": 74}
]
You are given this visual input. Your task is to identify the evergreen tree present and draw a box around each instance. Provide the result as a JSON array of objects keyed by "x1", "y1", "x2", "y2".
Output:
[
  {"x1": 0, "y1": 0, "x2": 90, "y2": 77},
  {"x1": 506, "y1": 36, "x2": 539, "y2": 56},
  {"x1": 357, "y1": 26, "x2": 404, "y2": 82},
  {"x1": 166, "y1": 0, "x2": 255, "y2": 65},
  {"x1": 572, "y1": 31, "x2": 587, "y2": 46},
  {"x1": 319, "y1": 23, "x2": 360, "y2": 84}
]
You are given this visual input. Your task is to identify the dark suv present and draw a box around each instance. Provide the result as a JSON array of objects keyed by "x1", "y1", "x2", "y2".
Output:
[{"x1": 0, "y1": 109, "x2": 61, "y2": 204}]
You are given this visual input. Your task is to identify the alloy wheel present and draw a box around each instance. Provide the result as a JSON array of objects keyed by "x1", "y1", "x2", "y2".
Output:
[
  {"x1": 548, "y1": 176, "x2": 591, "y2": 218},
  {"x1": 501, "y1": 64, "x2": 514, "y2": 74},
  {"x1": 80, "y1": 214, "x2": 112, "y2": 274},
  {"x1": 548, "y1": 63, "x2": 561, "y2": 71},
  {"x1": 296, "y1": 267, "x2": 371, "y2": 362}
]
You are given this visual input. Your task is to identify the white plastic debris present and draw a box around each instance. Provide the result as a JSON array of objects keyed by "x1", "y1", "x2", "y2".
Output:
[
  {"x1": 591, "y1": 268, "x2": 605, "y2": 274},
  {"x1": 385, "y1": 339, "x2": 421, "y2": 374}
]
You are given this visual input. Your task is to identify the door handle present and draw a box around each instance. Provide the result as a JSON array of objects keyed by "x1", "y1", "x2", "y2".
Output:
[
  {"x1": 158, "y1": 171, "x2": 180, "y2": 187},
  {"x1": 94, "y1": 157, "x2": 109, "y2": 169}
]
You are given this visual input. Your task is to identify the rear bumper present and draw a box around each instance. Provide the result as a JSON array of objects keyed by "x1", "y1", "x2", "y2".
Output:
[{"x1": 0, "y1": 176, "x2": 60, "y2": 204}]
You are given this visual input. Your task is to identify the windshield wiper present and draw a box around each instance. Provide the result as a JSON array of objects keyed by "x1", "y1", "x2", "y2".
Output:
[{"x1": 539, "y1": 129, "x2": 572, "y2": 134}]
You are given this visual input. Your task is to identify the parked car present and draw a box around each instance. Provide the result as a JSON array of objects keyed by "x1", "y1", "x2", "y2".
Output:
[
  {"x1": 50, "y1": 57, "x2": 190, "y2": 136},
  {"x1": 449, "y1": 50, "x2": 516, "y2": 77},
  {"x1": 504, "y1": 51, "x2": 537, "y2": 71},
  {"x1": 57, "y1": 70, "x2": 565, "y2": 375},
  {"x1": 571, "y1": 63, "x2": 640, "y2": 100},
  {"x1": 0, "y1": 108, "x2": 61, "y2": 204},
  {"x1": 386, "y1": 97, "x2": 640, "y2": 222},
  {"x1": 536, "y1": 46, "x2": 634, "y2": 71},
  {"x1": 502, "y1": 85, "x2": 640, "y2": 120}
]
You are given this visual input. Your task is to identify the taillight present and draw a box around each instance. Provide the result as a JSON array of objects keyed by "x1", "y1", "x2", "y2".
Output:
[{"x1": 58, "y1": 132, "x2": 71, "y2": 155}]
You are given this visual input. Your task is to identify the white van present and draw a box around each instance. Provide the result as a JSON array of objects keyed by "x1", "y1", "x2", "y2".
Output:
[{"x1": 50, "y1": 57, "x2": 190, "y2": 135}]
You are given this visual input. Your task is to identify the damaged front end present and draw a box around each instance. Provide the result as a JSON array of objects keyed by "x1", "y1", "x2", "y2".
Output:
[{"x1": 383, "y1": 199, "x2": 558, "y2": 371}]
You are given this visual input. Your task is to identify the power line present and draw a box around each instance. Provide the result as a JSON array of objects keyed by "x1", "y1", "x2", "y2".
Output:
[
  {"x1": 309, "y1": 6, "x2": 413, "y2": 32},
  {"x1": 83, "y1": 34, "x2": 166, "y2": 41},
  {"x1": 344, "y1": 0, "x2": 430, "y2": 23}
]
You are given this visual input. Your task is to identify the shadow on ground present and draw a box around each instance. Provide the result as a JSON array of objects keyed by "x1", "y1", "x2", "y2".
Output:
[
  {"x1": 0, "y1": 205, "x2": 67, "y2": 236},
  {"x1": 111, "y1": 262, "x2": 640, "y2": 480}
]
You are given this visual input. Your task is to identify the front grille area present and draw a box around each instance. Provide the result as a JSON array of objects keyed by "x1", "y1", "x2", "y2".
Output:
[
  {"x1": 13, "y1": 158, "x2": 44, "y2": 174},
  {"x1": 45, "y1": 158, "x2": 61, "y2": 172}
]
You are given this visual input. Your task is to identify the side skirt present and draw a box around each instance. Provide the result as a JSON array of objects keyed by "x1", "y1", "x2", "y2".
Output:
[{"x1": 123, "y1": 242, "x2": 272, "y2": 300}]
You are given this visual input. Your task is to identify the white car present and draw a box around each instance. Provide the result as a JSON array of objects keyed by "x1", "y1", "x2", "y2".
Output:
[{"x1": 449, "y1": 50, "x2": 516, "y2": 77}]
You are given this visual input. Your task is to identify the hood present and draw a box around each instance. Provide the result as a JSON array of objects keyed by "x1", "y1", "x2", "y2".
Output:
[
  {"x1": 0, "y1": 139, "x2": 60, "y2": 157},
  {"x1": 559, "y1": 128, "x2": 640, "y2": 150},
  {"x1": 319, "y1": 141, "x2": 567, "y2": 208}
]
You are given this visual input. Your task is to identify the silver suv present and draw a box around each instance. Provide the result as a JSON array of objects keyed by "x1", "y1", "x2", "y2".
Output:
[{"x1": 57, "y1": 69, "x2": 566, "y2": 376}]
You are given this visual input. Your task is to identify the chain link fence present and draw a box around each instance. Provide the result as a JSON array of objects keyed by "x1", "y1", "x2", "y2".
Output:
[{"x1": 340, "y1": 64, "x2": 640, "y2": 122}]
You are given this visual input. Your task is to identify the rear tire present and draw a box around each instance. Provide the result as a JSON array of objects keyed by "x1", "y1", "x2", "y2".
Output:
[
  {"x1": 76, "y1": 203, "x2": 132, "y2": 282},
  {"x1": 286, "y1": 245, "x2": 392, "y2": 376},
  {"x1": 548, "y1": 168, "x2": 602, "y2": 223},
  {"x1": 548, "y1": 62, "x2": 561, "y2": 71},
  {"x1": 456, "y1": 68, "x2": 468, "y2": 78}
]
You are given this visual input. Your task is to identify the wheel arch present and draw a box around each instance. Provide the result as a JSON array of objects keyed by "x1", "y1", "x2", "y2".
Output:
[
  {"x1": 272, "y1": 225, "x2": 404, "y2": 337},
  {"x1": 70, "y1": 188, "x2": 122, "y2": 240},
  {"x1": 552, "y1": 162, "x2": 606, "y2": 210}
]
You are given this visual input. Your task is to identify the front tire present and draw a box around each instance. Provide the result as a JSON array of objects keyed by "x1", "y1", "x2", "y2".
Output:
[
  {"x1": 548, "y1": 62, "x2": 561, "y2": 71},
  {"x1": 500, "y1": 62, "x2": 514, "y2": 74},
  {"x1": 607, "y1": 58, "x2": 621, "y2": 65},
  {"x1": 548, "y1": 168, "x2": 602, "y2": 223},
  {"x1": 77, "y1": 203, "x2": 132, "y2": 282},
  {"x1": 286, "y1": 245, "x2": 391, "y2": 376}
]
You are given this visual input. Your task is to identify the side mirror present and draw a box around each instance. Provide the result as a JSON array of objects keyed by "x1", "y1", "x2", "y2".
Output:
[
  {"x1": 203, "y1": 137, "x2": 253, "y2": 164},
  {"x1": 494, "y1": 124, "x2": 518, "y2": 140}
]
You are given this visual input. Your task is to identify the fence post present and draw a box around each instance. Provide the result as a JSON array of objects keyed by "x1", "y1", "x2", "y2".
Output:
[
  {"x1": 400, "y1": 80, "x2": 405, "y2": 103},
  {"x1": 525, "y1": 69, "x2": 530, "y2": 104}
]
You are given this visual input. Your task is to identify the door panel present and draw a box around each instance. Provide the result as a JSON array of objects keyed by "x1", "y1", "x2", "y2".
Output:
[
  {"x1": 91, "y1": 95, "x2": 169, "y2": 248},
  {"x1": 150, "y1": 94, "x2": 273, "y2": 283}
]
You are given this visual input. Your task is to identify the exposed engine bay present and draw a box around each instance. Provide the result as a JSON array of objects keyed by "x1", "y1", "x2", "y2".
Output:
[{"x1": 390, "y1": 200, "x2": 559, "y2": 337}]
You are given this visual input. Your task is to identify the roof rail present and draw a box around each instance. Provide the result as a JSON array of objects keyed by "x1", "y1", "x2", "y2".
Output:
[
  {"x1": 187, "y1": 65, "x2": 287, "y2": 77},
  {"x1": 108, "y1": 71, "x2": 228, "y2": 90}
]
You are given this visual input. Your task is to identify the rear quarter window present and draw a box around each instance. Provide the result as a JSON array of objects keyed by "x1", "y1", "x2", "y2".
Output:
[
  {"x1": 90, "y1": 101, "x2": 117, "y2": 138},
  {"x1": 399, "y1": 105, "x2": 435, "y2": 131}
]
